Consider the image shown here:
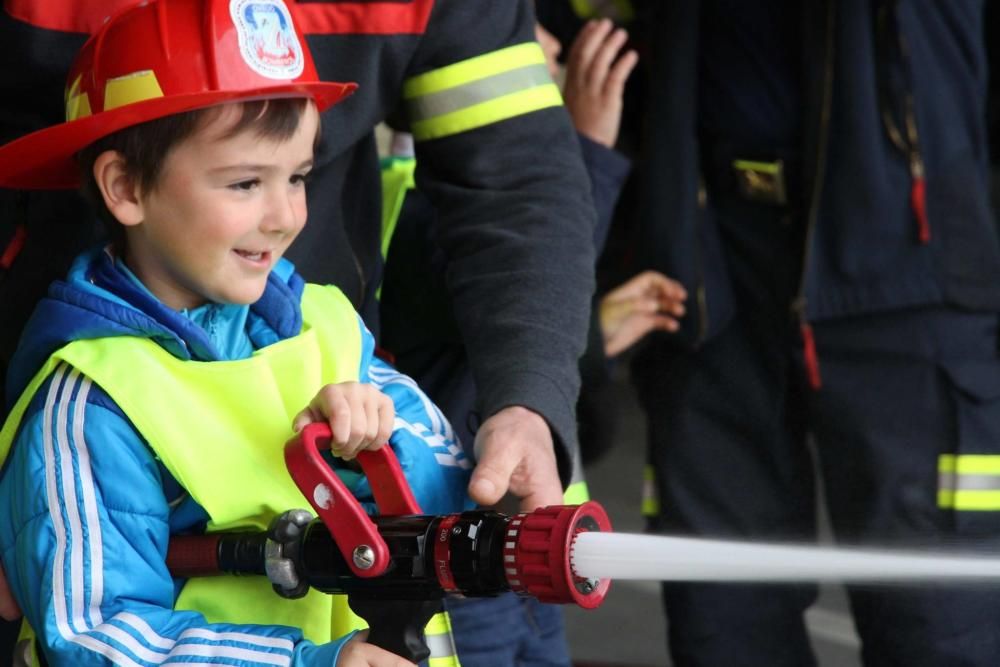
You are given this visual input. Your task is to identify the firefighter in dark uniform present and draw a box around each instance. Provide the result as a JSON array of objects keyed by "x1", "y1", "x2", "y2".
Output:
[{"x1": 628, "y1": 1, "x2": 1000, "y2": 665}]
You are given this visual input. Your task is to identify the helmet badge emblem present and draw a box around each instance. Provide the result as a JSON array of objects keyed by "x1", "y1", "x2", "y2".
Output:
[{"x1": 230, "y1": 0, "x2": 304, "y2": 80}]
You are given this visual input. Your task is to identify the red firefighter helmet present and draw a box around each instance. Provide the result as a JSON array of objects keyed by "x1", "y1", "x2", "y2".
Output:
[{"x1": 0, "y1": 0, "x2": 356, "y2": 189}]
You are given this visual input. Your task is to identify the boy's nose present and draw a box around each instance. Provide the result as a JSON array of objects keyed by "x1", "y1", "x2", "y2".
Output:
[{"x1": 262, "y1": 187, "x2": 305, "y2": 234}]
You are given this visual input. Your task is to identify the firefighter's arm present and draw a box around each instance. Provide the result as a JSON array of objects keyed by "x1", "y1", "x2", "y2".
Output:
[
  {"x1": 0, "y1": 369, "x2": 356, "y2": 666},
  {"x1": 403, "y1": 0, "x2": 597, "y2": 507}
]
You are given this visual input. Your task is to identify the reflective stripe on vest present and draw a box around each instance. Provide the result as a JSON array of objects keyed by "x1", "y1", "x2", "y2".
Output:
[
  {"x1": 938, "y1": 454, "x2": 1000, "y2": 511},
  {"x1": 1, "y1": 285, "x2": 363, "y2": 644},
  {"x1": 425, "y1": 610, "x2": 461, "y2": 667},
  {"x1": 403, "y1": 42, "x2": 562, "y2": 141}
]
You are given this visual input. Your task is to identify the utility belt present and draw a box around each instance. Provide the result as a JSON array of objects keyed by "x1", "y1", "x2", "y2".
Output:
[{"x1": 700, "y1": 142, "x2": 804, "y2": 215}]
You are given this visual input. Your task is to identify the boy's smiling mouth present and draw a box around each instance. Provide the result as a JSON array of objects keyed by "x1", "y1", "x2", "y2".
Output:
[{"x1": 233, "y1": 248, "x2": 272, "y2": 265}]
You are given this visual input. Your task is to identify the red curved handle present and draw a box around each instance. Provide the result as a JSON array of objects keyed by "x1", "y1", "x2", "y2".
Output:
[{"x1": 284, "y1": 423, "x2": 422, "y2": 578}]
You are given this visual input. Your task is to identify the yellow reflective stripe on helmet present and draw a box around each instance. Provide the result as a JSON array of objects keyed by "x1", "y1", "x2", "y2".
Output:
[
  {"x1": 104, "y1": 70, "x2": 164, "y2": 112},
  {"x1": 938, "y1": 455, "x2": 1000, "y2": 510},
  {"x1": 65, "y1": 74, "x2": 92, "y2": 121},
  {"x1": 404, "y1": 43, "x2": 562, "y2": 141},
  {"x1": 641, "y1": 464, "x2": 659, "y2": 517},
  {"x1": 424, "y1": 611, "x2": 461, "y2": 667}
]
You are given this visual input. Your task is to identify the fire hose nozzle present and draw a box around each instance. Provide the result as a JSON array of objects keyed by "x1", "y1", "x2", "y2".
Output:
[{"x1": 504, "y1": 502, "x2": 612, "y2": 609}]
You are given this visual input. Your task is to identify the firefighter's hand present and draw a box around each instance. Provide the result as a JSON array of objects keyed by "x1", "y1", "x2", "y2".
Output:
[
  {"x1": 562, "y1": 18, "x2": 638, "y2": 148},
  {"x1": 600, "y1": 270, "x2": 687, "y2": 357},
  {"x1": 336, "y1": 632, "x2": 416, "y2": 667},
  {"x1": 292, "y1": 383, "x2": 394, "y2": 460},
  {"x1": 469, "y1": 406, "x2": 563, "y2": 512},
  {"x1": 0, "y1": 562, "x2": 20, "y2": 621}
]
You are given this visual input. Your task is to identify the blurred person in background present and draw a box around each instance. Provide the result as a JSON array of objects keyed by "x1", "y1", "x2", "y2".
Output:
[{"x1": 617, "y1": 1, "x2": 1000, "y2": 665}]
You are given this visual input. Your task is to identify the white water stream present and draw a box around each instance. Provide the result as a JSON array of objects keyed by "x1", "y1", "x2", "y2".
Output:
[{"x1": 572, "y1": 532, "x2": 1000, "y2": 583}]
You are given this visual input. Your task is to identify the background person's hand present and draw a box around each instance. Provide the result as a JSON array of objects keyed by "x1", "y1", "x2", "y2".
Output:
[
  {"x1": 562, "y1": 18, "x2": 638, "y2": 148},
  {"x1": 600, "y1": 270, "x2": 688, "y2": 357},
  {"x1": 469, "y1": 406, "x2": 563, "y2": 512},
  {"x1": 0, "y1": 563, "x2": 20, "y2": 621},
  {"x1": 293, "y1": 382, "x2": 395, "y2": 460}
]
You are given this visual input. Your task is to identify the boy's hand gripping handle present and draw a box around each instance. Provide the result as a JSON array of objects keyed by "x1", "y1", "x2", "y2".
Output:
[{"x1": 284, "y1": 422, "x2": 422, "y2": 578}]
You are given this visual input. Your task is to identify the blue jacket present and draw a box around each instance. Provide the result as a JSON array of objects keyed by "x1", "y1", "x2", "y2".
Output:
[
  {"x1": 634, "y1": 0, "x2": 1000, "y2": 345},
  {"x1": 0, "y1": 247, "x2": 472, "y2": 666}
]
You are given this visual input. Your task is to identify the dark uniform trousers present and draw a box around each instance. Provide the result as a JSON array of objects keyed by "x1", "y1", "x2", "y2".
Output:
[{"x1": 633, "y1": 194, "x2": 1000, "y2": 666}]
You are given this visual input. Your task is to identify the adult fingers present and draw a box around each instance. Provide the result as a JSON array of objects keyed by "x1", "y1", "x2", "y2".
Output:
[
  {"x1": 567, "y1": 19, "x2": 613, "y2": 85},
  {"x1": 469, "y1": 407, "x2": 562, "y2": 511},
  {"x1": 587, "y1": 27, "x2": 629, "y2": 91},
  {"x1": 604, "y1": 46, "x2": 639, "y2": 98}
]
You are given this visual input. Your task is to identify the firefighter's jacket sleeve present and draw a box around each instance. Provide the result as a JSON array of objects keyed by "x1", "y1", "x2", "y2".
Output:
[{"x1": 402, "y1": 0, "x2": 598, "y2": 480}]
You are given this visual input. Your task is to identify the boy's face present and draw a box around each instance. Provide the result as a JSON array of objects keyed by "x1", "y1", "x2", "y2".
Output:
[{"x1": 122, "y1": 102, "x2": 319, "y2": 310}]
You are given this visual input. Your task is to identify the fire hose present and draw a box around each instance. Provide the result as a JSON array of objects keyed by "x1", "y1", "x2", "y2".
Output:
[
  {"x1": 166, "y1": 423, "x2": 611, "y2": 662},
  {"x1": 166, "y1": 424, "x2": 1000, "y2": 662}
]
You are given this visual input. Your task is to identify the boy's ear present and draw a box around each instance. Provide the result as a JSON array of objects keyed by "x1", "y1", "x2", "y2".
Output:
[{"x1": 93, "y1": 150, "x2": 144, "y2": 227}]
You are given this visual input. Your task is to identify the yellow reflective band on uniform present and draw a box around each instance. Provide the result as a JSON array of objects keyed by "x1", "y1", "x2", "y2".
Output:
[
  {"x1": 570, "y1": 0, "x2": 635, "y2": 21},
  {"x1": 65, "y1": 74, "x2": 91, "y2": 121},
  {"x1": 104, "y1": 70, "x2": 163, "y2": 112},
  {"x1": 641, "y1": 464, "x2": 659, "y2": 517},
  {"x1": 563, "y1": 480, "x2": 590, "y2": 504},
  {"x1": 403, "y1": 43, "x2": 562, "y2": 141},
  {"x1": 938, "y1": 454, "x2": 1000, "y2": 510},
  {"x1": 424, "y1": 611, "x2": 461, "y2": 667}
]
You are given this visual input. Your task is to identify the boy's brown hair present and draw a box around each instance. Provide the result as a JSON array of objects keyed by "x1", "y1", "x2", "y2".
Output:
[{"x1": 77, "y1": 98, "x2": 314, "y2": 247}]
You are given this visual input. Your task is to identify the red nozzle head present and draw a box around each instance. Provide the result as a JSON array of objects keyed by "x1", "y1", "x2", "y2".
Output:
[{"x1": 503, "y1": 501, "x2": 612, "y2": 609}]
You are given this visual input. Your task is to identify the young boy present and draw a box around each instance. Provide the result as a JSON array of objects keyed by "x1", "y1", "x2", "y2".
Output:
[{"x1": 0, "y1": 1, "x2": 470, "y2": 665}]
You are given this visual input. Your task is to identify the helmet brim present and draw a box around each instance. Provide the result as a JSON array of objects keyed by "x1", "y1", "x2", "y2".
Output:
[{"x1": 0, "y1": 81, "x2": 355, "y2": 190}]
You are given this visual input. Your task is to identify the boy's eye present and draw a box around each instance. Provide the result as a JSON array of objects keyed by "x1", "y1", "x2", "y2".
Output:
[{"x1": 229, "y1": 179, "x2": 260, "y2": 192}]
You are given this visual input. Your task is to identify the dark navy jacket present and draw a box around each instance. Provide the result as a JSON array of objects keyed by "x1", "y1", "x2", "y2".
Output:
[{"x1": 635, "y1": 0, "x2": 1000, "y2": 345}]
